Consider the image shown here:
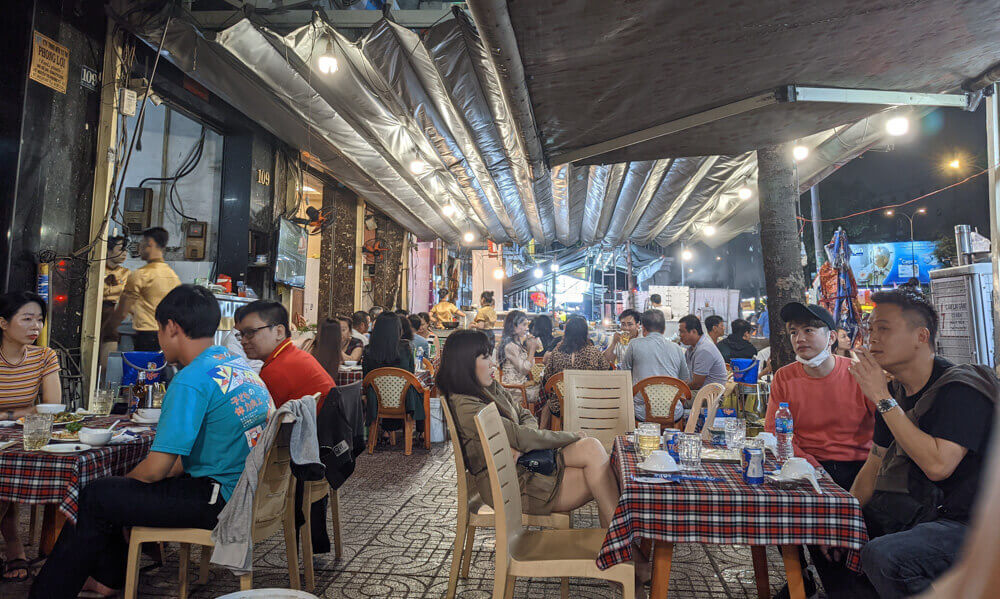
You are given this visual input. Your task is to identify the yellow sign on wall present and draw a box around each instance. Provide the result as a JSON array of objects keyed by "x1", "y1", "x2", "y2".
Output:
[{"x1": 29, "y1": 31, "x2": 69, "y2": 94}]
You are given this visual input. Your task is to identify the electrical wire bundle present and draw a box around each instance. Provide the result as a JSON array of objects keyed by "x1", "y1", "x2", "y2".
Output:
[{"x1": 132, "y1": 126, "x2": 207, "y2": 228}]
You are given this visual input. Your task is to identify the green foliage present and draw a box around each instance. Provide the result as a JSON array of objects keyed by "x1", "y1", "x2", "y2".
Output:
[{"x1": 933, "y1": 234, "x2": 957, "y2": 266}]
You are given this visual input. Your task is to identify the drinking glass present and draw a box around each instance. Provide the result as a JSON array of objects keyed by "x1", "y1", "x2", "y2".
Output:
[
  {"x1": 636, "y1": 423, "x2": 661, "y2": 460},
  {"x1": 89, "y1": 388, "x2": 115, "y2": 416},
  {"x1": 151, "y1": 385, "x2": 166, "y2": 409},
  {"x1": 23, "y1": 414, "x2": 53, "y2": 451},
  {"x1": 725, "y1": 418, "x2": 747, "y2": 452},
  {"x1": 678, "y1": 433, "x2": 702, "y2": 470}
]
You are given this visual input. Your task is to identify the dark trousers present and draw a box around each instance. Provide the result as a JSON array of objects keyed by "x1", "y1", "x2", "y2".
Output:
[
  {"x1": 133, "y1": 331, "x2": 160, "y2": 352},
  {"x1": 30, "y1": 476, "x2": 225, "y2": 599},
  {"x1": 806, "y1": 460, "x2": 877, "y2": 598},
  {"x1": 860, "y1": 518, "x2": 967, "y2": 598}
]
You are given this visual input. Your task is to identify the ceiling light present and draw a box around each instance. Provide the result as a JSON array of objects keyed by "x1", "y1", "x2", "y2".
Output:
[
  {"x1": 948, "y1": 159, "x2": 960, "y2": 169},
  {"x1": 716, "y1": 256, "x2": 722, "y2": 261},
  {"x1": 885, "y1": 116, "x2": 909, "y2": 136},
  {"x1": 463, "y1": 231, "x2": 475, "y2": 243},
  {"x1": 793, "y1": 145, "x2": 809, "y2": 161},
  {"x1": 492, "y1": 267, "x2": 505, "y2": 280},
  {"x1": 550, "y1": 263, "x2": 559, "y2": 272},
  {"x1": 317, "y1": 55, "x2": 338, "y2": 75},
  {"x1": 704, "y1": 225, "x2": 717, "y2": 236},
  {"x1": 442, "y1": 204, "x2": 456, "y2": 217},
  {"x1": 737, "y1": 186, "x2": 753, "y2": 200},
  {"x1": 681, "y1": 249, "x2": 693, "y2": 261},
  {"x1": 409, "y1": 160, "x2": 428, "y2": 175},
  {"x1": 533, "y1": 267, "x2": 544, "y2": 278}
]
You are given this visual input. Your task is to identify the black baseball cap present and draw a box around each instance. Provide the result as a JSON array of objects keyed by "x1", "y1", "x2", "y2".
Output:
[{"x1": 779, "y1": 302, "x2": 836, "y2": 330}]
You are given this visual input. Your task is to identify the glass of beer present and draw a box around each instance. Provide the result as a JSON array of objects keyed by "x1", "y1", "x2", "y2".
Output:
[
  {"x1": 23, "y1": 414, "x2": 53, "y2": 451},
  {"x1": 636, "y1": 422, "x2": 661, "y2": 460}
]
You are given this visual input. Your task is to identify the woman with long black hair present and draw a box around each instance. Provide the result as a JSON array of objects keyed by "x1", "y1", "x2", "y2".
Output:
[
  {"x1": 529, "y1": 314, "x2": 559, "y2": 357},
  {"x1": 437, "y1": 329, "x2": 620, "y2": 528},
  {"x1": 362, "y1": 313, "x2": 423, "y2": 431},
  {"x1": 539, "y1": 316, "x2": 609, "y2": 428}
]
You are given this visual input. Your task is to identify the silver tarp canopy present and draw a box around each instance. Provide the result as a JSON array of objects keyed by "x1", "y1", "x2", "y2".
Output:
[{"x1": 109, "y1": 3, "x2": 996, "y2": 248}]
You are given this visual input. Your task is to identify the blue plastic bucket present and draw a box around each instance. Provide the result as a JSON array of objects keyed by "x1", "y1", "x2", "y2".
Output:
[
  {"x1": 731, "y1": 358, "x2": 759, "y2": 384},
  {"x1": 121, "y1": 351, "x2": 166, "y2": 385}
]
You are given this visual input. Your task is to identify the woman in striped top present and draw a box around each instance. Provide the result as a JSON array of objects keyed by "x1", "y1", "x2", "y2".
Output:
[{"x1": 0, "y1": 291, "x2": 62, "y2": 581}]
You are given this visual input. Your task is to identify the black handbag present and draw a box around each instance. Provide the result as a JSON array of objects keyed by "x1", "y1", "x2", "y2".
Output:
[{"x1": 517, "y1": 449, "x2": 557, "y2": 475}]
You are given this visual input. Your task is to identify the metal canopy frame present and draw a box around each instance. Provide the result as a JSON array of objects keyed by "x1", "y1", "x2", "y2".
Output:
[
  {"x1": 188, "y1": 9, "x2": 453, "y2": 29},
  {"x1": 551, "y1": 85, "x2": 973, "y2": 167}
]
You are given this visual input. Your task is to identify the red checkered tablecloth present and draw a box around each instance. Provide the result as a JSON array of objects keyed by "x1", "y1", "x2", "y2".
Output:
[
  {"x1": 335, "y1": 368, "x2": 433, "y2": 388},
  {"x1": 597, "y1": 435, "x2": 868, "y2": 571},
  {"x1": 0, "y1": 417, "x2": 154, "y2": 523}
]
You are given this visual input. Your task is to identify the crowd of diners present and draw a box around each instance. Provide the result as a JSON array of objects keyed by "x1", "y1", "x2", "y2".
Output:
[{"x1": 0, "y1": 281, "x2": 997, "y2": 598}]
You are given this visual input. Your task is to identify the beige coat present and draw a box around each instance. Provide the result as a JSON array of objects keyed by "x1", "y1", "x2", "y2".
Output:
[{"x1": 447, "y1": 381, "x2": 579, "y2": 514}]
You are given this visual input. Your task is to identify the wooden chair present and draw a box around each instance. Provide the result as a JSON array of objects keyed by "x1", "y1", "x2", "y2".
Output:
[
  {"x1": 421, "y1": 356, "x2": 436, "y2": 376},
  {"x1": 473, "y1": 403, "x2": 635, "y2": 599},
  {"x1": 562, "y1": 369, "x2": 635, "y2": 451},
  {"x1": 684, "y1": 382, "x2": 727, "y2": 438},
  {"x1": 633, "y1": 376, "x2": 692, "y2": 429},
  {"x1": 544, "y1": 372, "x2": 566, "y2": 431},
  {"x1": 363, "y1": 367, "x2": 431, "y2": 455},
  {"x1": 123, "y1": 419, "x2": 300, "y2": 598},
  {"x1": 297, "y1": 392, "x2": 343, "y2": 591},
  {"x1": 440, "y1": 397, "x2": 570, "y2": 599}
]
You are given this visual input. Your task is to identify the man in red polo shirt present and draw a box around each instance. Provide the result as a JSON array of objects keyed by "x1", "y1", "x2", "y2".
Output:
[{"x1": 234, "y1": 301, "x2": 334, "y2": 409}]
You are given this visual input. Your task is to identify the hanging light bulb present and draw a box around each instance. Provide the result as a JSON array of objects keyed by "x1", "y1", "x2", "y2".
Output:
[
  {"x1": 317, "y1": 39, "x2": 338, "y2": 75},
  {"x1": 793, "y1": 145, "x2": 809, "y2": 161},
  {"x1": 704, "y1": 225, "x2": 717, "y2": 236},
  {"x1": 409, "y1": 160, "x2": 428, "y2": 175},
  {"x1": 463, "y1": 231, "x2": 475, "y2": 243},
  {"x1": 681, "y1": 249, "x2": 694, "y2": 261},
  {"x1": 442, "y1": 204, "x2": 456, "y2": 217},
  {"x1": 492, "y1": 267, "x2": 505, "y2": 280},
  {"x1": 533, "y1": 267, "x2": 544, "y2": 278},
  {"x1": 885, "y1": 116, "x2": 909, "y2": 136},
  {"x1": 737, "y1": 186, "x2": 753, "y2": 200},
  {"x1": 550, "y1": 262, "x2": 559, "y2": 272}
]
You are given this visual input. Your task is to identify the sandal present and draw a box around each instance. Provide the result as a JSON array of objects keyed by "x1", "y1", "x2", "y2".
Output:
[{"x1": 2, "y1": 558, "x2": 31, "y2": 582}]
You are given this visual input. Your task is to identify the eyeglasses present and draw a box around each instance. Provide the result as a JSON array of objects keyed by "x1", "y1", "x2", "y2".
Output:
[{"x1": 234, "y1": 324, "x2": 274, "y2": 341}]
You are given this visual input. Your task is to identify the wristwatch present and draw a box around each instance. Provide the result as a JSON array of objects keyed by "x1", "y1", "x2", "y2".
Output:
[{"x1": 876, "y1": 397, "x2": 899, "y2": 414}]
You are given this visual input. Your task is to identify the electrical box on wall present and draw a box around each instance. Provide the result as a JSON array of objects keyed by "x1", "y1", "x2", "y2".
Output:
[
  {"x1": 119, "y1": 88, "x2": 137, "y2": 117},
  {"x1": 185, "y1": 220, "x2": 208, "y2": 260},
  {"x1": 123, "y1": 187, "x2": 153, "y2": 234}
]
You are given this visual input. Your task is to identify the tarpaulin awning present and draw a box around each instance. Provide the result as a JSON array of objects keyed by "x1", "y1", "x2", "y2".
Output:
[{"x1": 110, "y1": 2, "x2": 998, "y2": 248}]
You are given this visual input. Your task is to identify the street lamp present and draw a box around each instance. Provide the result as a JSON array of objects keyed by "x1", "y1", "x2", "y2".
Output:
[
  {"x1": 885, "y1": 207, "x2": 927, "y2": 279},
  {"x1": 948, "y1": 159, "x2": 961, "y2": 169}
]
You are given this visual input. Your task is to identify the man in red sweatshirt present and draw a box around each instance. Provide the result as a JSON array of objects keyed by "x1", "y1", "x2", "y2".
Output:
[{"x1": 765, "y1": 302, "x2": 875, "y2": 599}]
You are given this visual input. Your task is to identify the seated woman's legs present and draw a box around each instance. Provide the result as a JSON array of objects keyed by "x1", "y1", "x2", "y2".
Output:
[
  {"x1": 0, "y1": 502, "x2": 28, "y2": 580},
  {"x1": 550, "y1": 437, "x2": 619, "y2": 528}
]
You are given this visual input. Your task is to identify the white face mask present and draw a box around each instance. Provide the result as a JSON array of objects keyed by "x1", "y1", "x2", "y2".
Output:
[{"x1": 796, "y1": 347, "x2": 831, "y2": 368}]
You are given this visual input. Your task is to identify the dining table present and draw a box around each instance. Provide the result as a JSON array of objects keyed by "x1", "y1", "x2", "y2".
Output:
[
  {"x1": 0, "y1": 415, "x2": 155, "y2": 554},
  {"x1": 597, "y1": 435, "x2": 869, "y2": 599}
]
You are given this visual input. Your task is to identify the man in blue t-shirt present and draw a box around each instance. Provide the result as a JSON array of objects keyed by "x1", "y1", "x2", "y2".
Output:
[{"x1": 32, "y1": 285, "x2": 272, "y2": 599}]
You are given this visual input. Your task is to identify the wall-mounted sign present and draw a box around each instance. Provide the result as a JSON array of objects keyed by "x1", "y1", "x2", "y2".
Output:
[
  {"x1": 256, "y1": 169, "x2": 271, "y2": 186},
  {"x1": 29, "y1": 31, "x2": 69, "y2": 94},
  {"x1": 80, "y1": 65, "x2": 98, "y2": 91}
]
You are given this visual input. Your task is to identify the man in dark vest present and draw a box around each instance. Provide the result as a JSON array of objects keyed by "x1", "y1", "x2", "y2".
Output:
[{"x1": 843, "y1": 288, "x2": 997, "y2": 598}]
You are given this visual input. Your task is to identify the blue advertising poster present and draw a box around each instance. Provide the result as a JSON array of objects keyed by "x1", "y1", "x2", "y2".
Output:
[{"x1": 849, "y1": 241, "x2": 943, "y2": 286}]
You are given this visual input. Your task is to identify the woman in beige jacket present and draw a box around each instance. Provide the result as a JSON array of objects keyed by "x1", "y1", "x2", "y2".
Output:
[{"x1": 437, "y1": 329, "x2": 620, "y2": 527}]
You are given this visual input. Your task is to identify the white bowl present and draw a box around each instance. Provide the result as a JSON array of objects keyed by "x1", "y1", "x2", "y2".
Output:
[
  {"x1": 35, "y1": 404, "x2": 66, "y2": 415},
  {"x1": 136, "y1": 408, "x2": 161, "y2": 421},
  {"x1": 343, "y1": 360, "x2": 358, "y2": 367},
  {"x1": 79, "y1": 427, "x2": 112, "y2": 446},
  {"x1": 640, "y1": 450, "x2": 679, "y2": 472}
]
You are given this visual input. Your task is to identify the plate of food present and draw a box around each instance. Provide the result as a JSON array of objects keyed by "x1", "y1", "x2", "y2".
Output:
[
  {"x1": 18, "y1": 412, "x2": 87, "y2": 427},
  {"x1": 50, "y1": 429, "x2": 81, "y2": 442}
]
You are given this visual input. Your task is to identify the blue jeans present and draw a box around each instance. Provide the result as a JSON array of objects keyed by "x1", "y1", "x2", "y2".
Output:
[{"x1": 860, "y1": 519, "x2": 967, "y2": 599}]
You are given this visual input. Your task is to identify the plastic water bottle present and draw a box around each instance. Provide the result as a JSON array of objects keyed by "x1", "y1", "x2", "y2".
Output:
[
  {"x1": 775, "y1": 402, "x2": 794, "y2": 465},
  {"x1": 415, "y1": 345, "x2": 425, "y2": 367}
]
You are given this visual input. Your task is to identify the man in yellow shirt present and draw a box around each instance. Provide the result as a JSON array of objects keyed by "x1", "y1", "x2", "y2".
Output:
[{"x1": 102, "y1": 227, "x2": 181, "y2": 351}]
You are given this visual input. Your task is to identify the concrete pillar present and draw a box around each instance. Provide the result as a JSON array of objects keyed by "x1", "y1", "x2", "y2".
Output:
[{"x1": 757, "y1": 143, "x2": 808, "y2": 369}]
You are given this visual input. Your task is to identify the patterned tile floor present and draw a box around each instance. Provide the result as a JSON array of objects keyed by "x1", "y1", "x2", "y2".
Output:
[{"x1": 4, "y1": 443, "x2": 809, "y2": 598}]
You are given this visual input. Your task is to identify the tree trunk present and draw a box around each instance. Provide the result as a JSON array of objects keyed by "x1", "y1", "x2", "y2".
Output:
[{"x1": 757, "y1": 143, "x2": 808, "y2": 370}]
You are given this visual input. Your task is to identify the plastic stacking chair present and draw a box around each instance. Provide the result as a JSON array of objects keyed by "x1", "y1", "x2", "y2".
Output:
[
  {"x1": 440, "y1": 396, "x2": 570, "y2": 599},
  {"x1": 544, "y1": 372, "x2": 566, "y2": 431},
  {"x1": 563, "y1": 369, "x2": 635, "y2": 451},
  {"x1": 474, "y1": 403, "x2": 635, "y2": 599},
  {"x1": 684, "y1": 383, "x2": 727, "y2": 438},
  {"x1": 123, "y1": 419, "x2": 300, "y2": 598},
  {"x1": 633, "y1": 376, "x2": 692, "y2": 429},
  {"x1": 363, "y1": 367, "x2": 432, "y2": 455}
]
